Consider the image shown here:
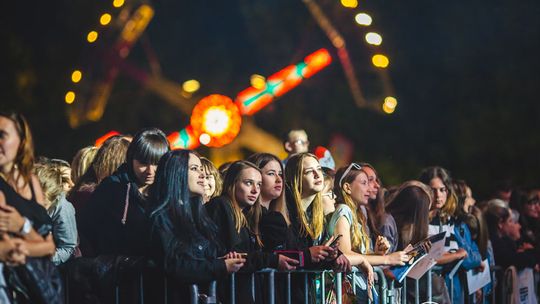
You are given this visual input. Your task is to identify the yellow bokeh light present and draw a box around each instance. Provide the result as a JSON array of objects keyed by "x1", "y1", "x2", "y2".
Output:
[
  {"x1": 113, "y1": 0, "x2": 125, "y2": 8},
  {"x1": 382, "y1": 102, "x2": 396, "y2": 114},
  {"x1": 340, "y1": 0, "x2": 358, "y2": 8},
  {"x1": 384, "y1": 96, "x2": 397, "y2": 109},
  {"x1": 365, "y1": 32, "x2": 382, "y2": 46},
  {"x1": 355, "y1": 13, "x2": 372, "y2": 26},
  {"x1": 65, "y1": 91, "x2": 76, "y2": 104},
  {"x1": 203, "y1": 107, "x2": 230, "y2": 136},
  {"x1": 71, "y1": 70, "x2": 82, "y2": 83},
  {"x1": 182, "y1": 80, "x2": 200, "y2": 93},
  {"x1": 372, "y1": 54, "x2": 389, "y2": 68},
  {"x1": 250, "y1": 74, "x2": 266, "y2": 90},
  {"x1": 100, "y1": 13, "x2": 112, "y2": 26},
  {"x1": 87, "y1": 31, "x2": 98, "y2": 43}
]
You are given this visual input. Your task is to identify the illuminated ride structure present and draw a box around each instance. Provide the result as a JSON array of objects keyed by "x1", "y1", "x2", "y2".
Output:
[{"x1": 66, "y1": 0, "x2": 394, "y2": 162}]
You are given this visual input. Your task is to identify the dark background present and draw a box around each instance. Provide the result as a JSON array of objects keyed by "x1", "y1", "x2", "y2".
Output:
[{"x1": 2, "y1": 0, "x2": 539, "y2": 199}]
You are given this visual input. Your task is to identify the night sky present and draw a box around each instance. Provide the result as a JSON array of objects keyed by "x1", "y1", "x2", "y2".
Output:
[{"x1": 2, "y1": 0, "x2": 540, "y2": 199}]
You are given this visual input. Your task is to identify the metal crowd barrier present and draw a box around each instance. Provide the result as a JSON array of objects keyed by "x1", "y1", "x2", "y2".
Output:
[{"x1": 61, "y1": 259, "x2": 508, "y2": 304}]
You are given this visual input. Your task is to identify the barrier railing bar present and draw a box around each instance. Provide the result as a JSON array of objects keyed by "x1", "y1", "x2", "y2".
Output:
[
  {"x1": 336, "y1": 272, "x2": 342, "y2": 304},
  {"x1": 230, "y1": 272, "x2": 236, "y2": 304},
  {"x1": 268, "y1": 270, "x2": 275, "y2": 304},
  {"x1": 321, "y1": 271, "x2": 326, "y2": 303},
  {"x1": 286, "y1": 272, "x2": 291, "y2": 304},
  {"x1": 415, "y1": 279, "x2": 419, "y2": 304},
  {"x1": 250, "y1": 273, "x2": 255, "y2": 302},
  {"x1": 402, "y1": 276, "x2": 407, "y2": 304},
  {"x1": 303, "y1": 273, "x2": 308, "y2": 304},
  {"x1": 190, "y1": 284, "x2": 198, "y2": 304},
  {"x1": 427, "y1": 268, "x2": 432, "y2": 302},
  {"x1": 139, "y1": 273, "x2": 144, "y2": 304}
]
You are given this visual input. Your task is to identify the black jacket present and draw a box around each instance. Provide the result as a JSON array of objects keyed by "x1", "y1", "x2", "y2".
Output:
[
  {"x1": 205, "y1": 196, "x2": 279, "y2": 271},
  {"x1": 78, "y1": 163, "x2": 151, "y2": 257}
]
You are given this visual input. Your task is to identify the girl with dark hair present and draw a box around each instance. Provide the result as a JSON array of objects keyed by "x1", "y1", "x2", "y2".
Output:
[
  {"x1": 78, "y1": 128, "x2": 169, "y2": 257},
  {"x1": 419, "y1": 167, "x2": 477, "y2": 304},
  {"x1": 149, "y1": 150, "x2": 245, "y2": 302},
  {"x1": 206, "y1": 160, "x2": 298, "y2": 303}
]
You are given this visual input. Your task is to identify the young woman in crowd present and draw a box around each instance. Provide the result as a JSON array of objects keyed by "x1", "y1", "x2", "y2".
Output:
[
  {"x1": 148, "y1": 150, "x2": 245, "y2": 302},
  {"x1": 78, "y1": 128, "x2": 169, "y2": 257},
  {"x1": 206, "y1": 160, "x2": 298, "y2": 303},
  {"x1": 70, "y1": 146, "x2": 98, "y2": 185},
  {"x1": 0, "y1": 111, "x2": 59, "y2": 301},
  {"x1": 68, "y1": 135, "x2": 130, "y2": 215},
  {"x1": 360, "y1": 162, "x2": 398, "y2": 253},
  {"x1": 419, "y1": 167, "x2": 469, "y2": 304},
  {"x1": 246, "y1": 153, "x2": 285, "y2": 212},
  {"x1": 34, "y1": 161, "x2": 78, "y2": 265},
  {"x1": 200, "y1": 157, "x2": 222, "y2": 203}
]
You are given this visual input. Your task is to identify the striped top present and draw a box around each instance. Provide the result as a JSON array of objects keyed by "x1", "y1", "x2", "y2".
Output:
[{"x1": 428, "y1": 216, "x2": 458, "y2": 252}]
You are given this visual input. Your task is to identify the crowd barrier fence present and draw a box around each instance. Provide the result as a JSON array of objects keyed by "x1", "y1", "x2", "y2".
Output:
[{"x1": 59, "y1": 258, "x2": 518, "y2": 304}]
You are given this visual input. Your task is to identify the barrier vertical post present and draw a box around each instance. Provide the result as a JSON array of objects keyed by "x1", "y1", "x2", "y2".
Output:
[
  {"x1": 304, "y1": 273, "x2": 309, "y2": 304},
  {"x1": 115, "y1": 285, "x2": 120, "y2": 304},
  {"x1": 139, "y1": 274, "x2": 144, "y2": 304},
  {"x1": 321, "y1": 271, "x2": 326, "y2": 303},
  {"x1": 209, "y1": 281, "x2": 217, "y2": 299},
  {"x1": 427, "y1": 268, "x2": 432, "y2": 302},
  {"x1": 268, "y1": 271, "x2": 275, "y2": 304},
  {"x1": 402, "y1": 278, "x2": 407, "y2": 304},
  {"x1": 251, "y1": 273, "x2": 255, "y2": 302},
  {"x1": 190, "y1": 285, "x2": 199, "y2": 304},
  {"x1": 415, "y1": 279, "x2": 419, "y2": 304},
  {"x1": 287, "y1": 272, "x2": 292, "y2": 304},
  {"x1": 336, "y1": 272, "x2": 343, "y2": 304},
  {"x1": 164, "y1": 277, "x2": 168, "y2": 304},
  {"x1": 230, "y1": 272, "x2": 236, "y2": 304},
  {"x1": 352, "y1": 271, "x2": 356, "y2": 295}
]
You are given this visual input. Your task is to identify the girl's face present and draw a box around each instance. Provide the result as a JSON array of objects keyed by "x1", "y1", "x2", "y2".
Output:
[
  {"x1": 301, "y1": 156, "x2": 324, "y2": 197},
  {"x1": 347, "y1": 171, "x2": 370, "y2": 206},
  {"x1": 0, "y1": 116, "x2": 21, "y2": 171},
  {"x1": 429, "y1": 177, "x2": 448, "y2": 210},
  {"x1": 203, "y1": 169, "x2": 216, "y2": 199},
  {"x1": 362, "y1": 166, "x2": 380, "y2": 200},
  {"x1": 463, "y1": 187, "x2": 476, "y2": 213},
  {"x1": 187, "y1": 153, "x2": 205, "y2": 196},
  {"x1": 260, "y1": 160, "x2": 283, "y2": 201},
  {"x1": 132, "y1": 159, "x2": 158, "y2": 187},
  {"x1": 500, "y1": 215, "x2": 521, "y2": 241},
  {"x1": 234, "y1": 167, "x2": 262, "y2": 208},
  {"x1": 523, "y1": 200, "x2": 539, "y2": 219}
]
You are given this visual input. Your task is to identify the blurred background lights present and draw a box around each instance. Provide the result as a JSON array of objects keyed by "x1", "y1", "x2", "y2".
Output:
[
  {"x1": 203, "y1": 107, "x2": 231, "y2": 136},
  {"x1": 87, "y1": 31, "x2": 98, "y2": 43},
  {"x1": 340, "y1": 0, "x2": 358, "y2": 8},
  {"x1": 372, "y1": 54, "x2": 389, "y2": 68},
  {"x1": 65, "y1": 91, "x2": 76, "y2": 104},
  {"x1": 365, "y1": 32, "x2": 382, "y2": 46},
  {"x1": 182, "y1": 79, "x2": 200, "y2": 93},
  {"x1": 113, "y1": 0, "x2": 125, "y2": 8},
  {"x1": 382, "y1": 96, "x2": 397, "y2": 114},
  {"x1": 71, "y1": 70, "x2": 82, "y2": 83},
  {"x1": 355, "y1": 13, "x2": 372, "y2": 26},
  {"x1": 250, "y1": 74, "x2": 266, "y2": 89},
  {"x1": 100, "y1": 13, "x2": 112, "y2": 26},
  {"x1": 199, "y1": 133, "x2": 211, "y2": 145}
]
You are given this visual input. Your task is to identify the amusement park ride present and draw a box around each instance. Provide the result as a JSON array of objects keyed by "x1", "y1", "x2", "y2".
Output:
[{"x1": 66, "y1": 0, "x2": 395, "y2": 163}]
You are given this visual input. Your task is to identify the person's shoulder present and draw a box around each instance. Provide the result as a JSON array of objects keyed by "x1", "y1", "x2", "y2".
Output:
[{"x1": 207, "y1": 195, "x2": 231, "y2": 210}]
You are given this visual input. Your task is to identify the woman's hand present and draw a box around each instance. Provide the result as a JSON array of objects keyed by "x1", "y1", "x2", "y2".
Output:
[
  {"x1": 223, "y1": 251, "x2": 247, "y2": 259},
  {"x1": 332, "y1": 254, "x2": 351, "y2": 273},
  {"x1": 224, "y1": 257, "x2": 246, "y2": 273},
  {"x1": 0, "y1": 205, "x2": 25, "y2": 234},
  {"x1": 6, "y1": 238, "x2": 28, "y2": 266},
  {"x1": 277, "y1": 255, "x2": 299, "y2": 271},
  {"x1": 374, "y1": 236, "x2": 391, "y2": 255},
  {"x1": 384, "y1": 251, "x2": 410, "y2": 266},
  {"x1": 309, "y1": 245, "x2": 334, "y2": 263},
  {"x1": 455, "y1": 248, "x2": 468, "y2": 259}
]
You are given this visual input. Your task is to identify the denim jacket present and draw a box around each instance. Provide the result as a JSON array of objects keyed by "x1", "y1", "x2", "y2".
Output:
[{"x1": 48, "y1": 194, "x2": 78, "y2": 265}]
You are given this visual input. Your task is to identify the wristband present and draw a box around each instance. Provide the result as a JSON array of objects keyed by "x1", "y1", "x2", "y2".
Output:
[{"x1": 19, "y1": 217, "x2": 32, "y2": 236}]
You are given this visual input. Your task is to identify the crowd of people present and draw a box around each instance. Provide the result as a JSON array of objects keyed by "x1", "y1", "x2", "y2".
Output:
[{"x1": 0, "y1": 110, "x2": 539, "y2": 303}]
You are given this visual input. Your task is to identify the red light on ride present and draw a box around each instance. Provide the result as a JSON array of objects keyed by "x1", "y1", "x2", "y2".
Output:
[
  {"x1": 167, "y1": 126, "x2": 199, "y2": 150},
  {"x1": 303, "y1": 48, "x2": 332, "y2": 78},
  {"x1": 190, "y1": 94, "x2": 242, "y2": 147},
  {"x1": 235, "y1": 86, "x2": 273, "y2": 116},
  {"x1": 95, "y1": 131, "x2": 120, "y2": 147}
]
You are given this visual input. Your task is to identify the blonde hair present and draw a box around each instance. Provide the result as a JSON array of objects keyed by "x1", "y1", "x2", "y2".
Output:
[
  {"x1": 222, "y1": 161, "x2": 263, "y2": 246},
  {"x1": 71, "y1": 146, "x2": 98, "y2": 184},
  {"x1": 33, "y1": 163, "x2": 64, "y2": 211},
  {"x1": 334, "y1": 165, "x2": 371, "y2": 252},
  {"x1": 284, "y1": 153, "x2": 324, "y2": 240}
]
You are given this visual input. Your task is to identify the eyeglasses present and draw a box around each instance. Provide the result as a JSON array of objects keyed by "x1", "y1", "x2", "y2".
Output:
[
  {"x1": 338, "y1": 163, "x2": 362, "y2": 188},
  {"x1": 322, "y1": 191, "x2": 337, "y2": 200}
]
